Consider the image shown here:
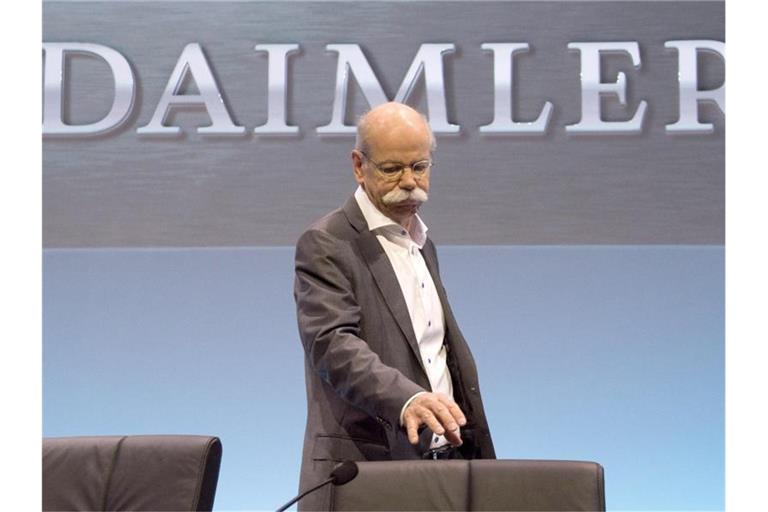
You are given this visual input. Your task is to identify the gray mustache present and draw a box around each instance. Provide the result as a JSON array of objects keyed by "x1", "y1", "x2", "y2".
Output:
[{"x1": 381, "y1": 187, "x2": 429, "y2": 205}]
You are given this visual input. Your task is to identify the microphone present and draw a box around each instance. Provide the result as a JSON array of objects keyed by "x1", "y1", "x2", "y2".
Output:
[
  {"x1": 330, "y1": 460, "x2": 359, "y2": 485},
  {"x1": 275, "y1": 461, "x2": 359, "y2": 512}
]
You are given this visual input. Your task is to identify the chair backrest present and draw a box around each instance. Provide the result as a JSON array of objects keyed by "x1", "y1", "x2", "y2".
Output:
[
  {"x1": 331, "y1": 459, "x2": 605, "y2": 511},
  {"x1": 43, "y1": 435, "x2": 222, "y2": 511},
  {"x1": 469, "y1": 459, "x2": 606, "y2": 511}
]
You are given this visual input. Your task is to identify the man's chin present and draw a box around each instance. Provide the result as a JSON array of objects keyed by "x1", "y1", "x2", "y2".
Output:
[{"x1": 389, "y1": 201, "x2": 422, "y2": 211}]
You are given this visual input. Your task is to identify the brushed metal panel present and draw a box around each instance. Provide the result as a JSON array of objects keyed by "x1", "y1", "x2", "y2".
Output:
[{"x1": 43, "y1": 1, "x2": 724, "y2": 247}]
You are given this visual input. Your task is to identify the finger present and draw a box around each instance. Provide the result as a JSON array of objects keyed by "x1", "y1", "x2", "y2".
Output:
[
  {"x1": 405, "y1": 417, "x2": 420, "y2": 445},
  {"x1": 437, "y1": 395, "x2": 467, "y2": 426},
  {"x1": 443, "y1": 426, "x2": 463, "y2": 446},
  {"x1": 419, "y1": 410, "x2": 445, "y2": 436},
  {"x1": 429, "y1": 403, "x2": 459, "y2": 433}
]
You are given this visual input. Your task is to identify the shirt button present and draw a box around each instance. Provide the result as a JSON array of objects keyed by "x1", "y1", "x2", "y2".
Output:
[
  {"x1": 421, "y1": 282, "x2": 425, "y2": 288},
  {"x1": 428, "y1": 321, "x2": 431, "y2": 327},
  {"x1": 428, "y1": 358, "x2": 431, "y2": 363},
  {"x1": 434, "y1": 436, "x2": 439, "y2": 443},
  {"x1": 401, "y1": 230, "x2": 406, "y2": 236}
]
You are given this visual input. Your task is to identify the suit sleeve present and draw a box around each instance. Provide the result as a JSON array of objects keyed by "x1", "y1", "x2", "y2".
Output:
[{"x1": 294, "y1": 228, "x2": 426, "y2": 429}]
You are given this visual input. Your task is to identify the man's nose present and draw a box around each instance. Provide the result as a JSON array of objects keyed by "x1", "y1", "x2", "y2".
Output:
[{"x1": 398, "y1": 168, "x2": 417, "y2": 190}]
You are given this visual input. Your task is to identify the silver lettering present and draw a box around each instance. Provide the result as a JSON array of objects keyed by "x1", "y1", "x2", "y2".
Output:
[
  {"x1": 317, "y1": 43, "x2": 458, "y2": 134},
  {"x1": 566, "y1": 42, "x2": 647, "y2": 134},
  {"x1": 480, "y1": 43, "x2": 552, "y2": 134},
  {"x1": 665, "y1": 40, "x2": 725, "y2": 134},
  {"x1": 137, "y1": 43, "x2": 245, "y2": 136},
  {"x1": 253, "y1": 44, "x2": 300, "y2": 135},
  {"x1": 43, "y1": 43, "x2": 135, "y2": 137},
  {"x1": 42, "y1": 40, "x2": 723, "y2": 138}
]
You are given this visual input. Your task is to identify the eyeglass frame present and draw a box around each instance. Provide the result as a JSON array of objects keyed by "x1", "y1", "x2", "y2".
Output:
[{"x1": 357, "y1": 150, "x2": 433, "y2": 181}]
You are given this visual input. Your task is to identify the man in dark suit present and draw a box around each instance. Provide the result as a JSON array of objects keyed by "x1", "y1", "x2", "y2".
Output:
[{"x1": 294, "y1": 102, "x2": 495, "y2": 510}]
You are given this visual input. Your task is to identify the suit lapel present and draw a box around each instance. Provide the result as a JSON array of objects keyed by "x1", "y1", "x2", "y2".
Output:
[
  {"x1": 343, "y1": 197, "x2": 426, "y2": 373},
  {"x1": 421, "y1": 242, "x2": 468, "y2": 362},
  {"x1": 421, "y1": 241, "x2": 471, "y2": 402}
]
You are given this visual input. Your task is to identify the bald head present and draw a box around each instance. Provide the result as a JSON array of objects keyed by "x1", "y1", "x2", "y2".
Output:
[{"x1": 355, "y1": 102, "x2": 436, "y2": 156}]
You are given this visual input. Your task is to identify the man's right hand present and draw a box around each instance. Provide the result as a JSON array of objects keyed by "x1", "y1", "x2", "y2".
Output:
[{"x1": 402, "y1": 392, "x2": 467, "y2": 446}]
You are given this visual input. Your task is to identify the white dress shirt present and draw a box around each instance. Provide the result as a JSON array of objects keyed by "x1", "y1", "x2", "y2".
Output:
[{"x1": 354, "y1": 186, "x2": 454, "y2": 448}]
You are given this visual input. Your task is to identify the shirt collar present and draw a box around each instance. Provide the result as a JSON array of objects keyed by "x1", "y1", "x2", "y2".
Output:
[{"x1": 354, "y1": 185, "x2": 428, "y2": 248}]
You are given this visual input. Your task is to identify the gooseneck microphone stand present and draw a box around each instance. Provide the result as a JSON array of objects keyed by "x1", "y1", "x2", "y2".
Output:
[{"x1": 276, "y1": 461, "x2": 359, "y2": 512}]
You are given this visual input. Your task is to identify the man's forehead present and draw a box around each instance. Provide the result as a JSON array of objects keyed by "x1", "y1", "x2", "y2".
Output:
[
  {"x1": 368, "y1": 144, "x2": 432, "y2": 165},
  {"x1": 367, "y1": 125, "x2": 431, "y2": 155}
]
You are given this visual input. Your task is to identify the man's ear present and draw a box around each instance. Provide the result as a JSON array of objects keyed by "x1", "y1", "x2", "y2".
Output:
[{"x1": 351, "y1": 150, "x2": 365, "y2": 184}]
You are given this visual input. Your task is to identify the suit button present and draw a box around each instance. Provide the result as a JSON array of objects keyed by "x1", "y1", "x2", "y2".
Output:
[{"x1": 470, "y1": 386, "x2": 478, "y2": 394}]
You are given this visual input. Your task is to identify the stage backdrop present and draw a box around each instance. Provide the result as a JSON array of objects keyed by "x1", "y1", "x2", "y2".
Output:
[{"x1": 43, "y1": 1, "x2": 724, "y2": 510}]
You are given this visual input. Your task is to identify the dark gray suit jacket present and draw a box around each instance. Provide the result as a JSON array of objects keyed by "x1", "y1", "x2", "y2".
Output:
[{"x1": 294, "y1": 196, "x2": 495, "y2": 511}]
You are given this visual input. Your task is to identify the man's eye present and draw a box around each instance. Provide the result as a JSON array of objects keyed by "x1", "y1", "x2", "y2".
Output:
[
  {"x1": 412, "y1": 162, "x2": 430, "y2": 172},
  {"x1": 380, "y1": 167, "x2": 402, "y2": 174}
]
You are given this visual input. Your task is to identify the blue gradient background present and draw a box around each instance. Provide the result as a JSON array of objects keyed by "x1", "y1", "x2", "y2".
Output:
[{"x1": 43, "y1": 245, "x2": 724, "y2": 510}]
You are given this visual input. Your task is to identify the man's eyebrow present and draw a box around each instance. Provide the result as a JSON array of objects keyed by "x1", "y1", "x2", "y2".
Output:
[{"x1": 379, "y1": 158, "x2": 430, "y2": 166}]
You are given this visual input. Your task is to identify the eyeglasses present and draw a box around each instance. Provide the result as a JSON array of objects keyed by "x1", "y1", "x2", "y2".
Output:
[{"x1": 359, "y1": 151, "x2": 433, "y2": 182}]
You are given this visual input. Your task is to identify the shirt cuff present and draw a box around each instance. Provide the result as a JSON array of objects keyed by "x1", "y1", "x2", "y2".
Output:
[{"x1": 399, "y1": 391, "x2": 428, "y2": 427}]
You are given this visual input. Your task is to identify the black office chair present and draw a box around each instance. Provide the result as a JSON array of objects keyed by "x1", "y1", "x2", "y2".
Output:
[
  {"x1": 43, "y1": 435, "x2": 222, "y2": 511},
  {"x1": 331, "y1": 459, "x2": 605, "y2": 511}
]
